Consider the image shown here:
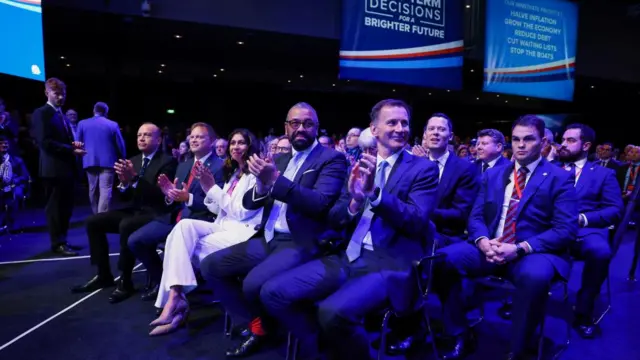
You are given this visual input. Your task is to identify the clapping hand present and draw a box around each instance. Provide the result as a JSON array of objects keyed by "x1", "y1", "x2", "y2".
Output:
[
  {"x1": 197, "y1": 166, "x2": 215, "y2": 193},
  {"x1": 247, "y1": 154, "x2": 279, "y2": 195},
  {"x1": 412, "y1": 145, "x2": 428, "y2": 157},
  {"x1": 114, "y1": 159, "x2": 136, "y2": 185},
  {"x1": 167, "y1": 182, "x2": 190, "y2": 202},
  {"x1": 158, "y1": 174, "x2": 176, "y2": 196}
]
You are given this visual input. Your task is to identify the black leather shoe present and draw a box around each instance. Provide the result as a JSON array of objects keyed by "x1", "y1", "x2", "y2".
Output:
[
  {"x1": 231, "y1": 326, "x2": 251, "y2": 339},
  {"x1": 71, "y1": 275, "x2": 115, "y2": 293},
  {"x1": 108, "y1": 280, "x2": 135, "y2": 304},
  {"x1": 498, "y1": 300, "x2": 513, "y2": 320},
  {"x1": 226, "y1": 333, "x2": 267, "y2": 357},
  {"x1": 141, "y1": 284, "x2": 159, "y2": 301},
  {"x1": 52, "y1": 244, "x2": 78, "y2": 257},
  {"x1": 573, "y1": 315, "x2": 600, "y2": 339},
  {"x1": 440, "y1": 332, "x2": 477, "y2": 360}
]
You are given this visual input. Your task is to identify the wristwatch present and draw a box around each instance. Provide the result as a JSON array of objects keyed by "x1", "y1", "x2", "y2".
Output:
[{"x1": 515, "y1": 243, "x2": 527, "y2": 258}]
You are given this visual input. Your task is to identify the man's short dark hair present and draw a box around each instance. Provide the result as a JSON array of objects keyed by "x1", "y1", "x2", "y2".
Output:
[
  {"x1": 565, "y1": 123, "x2": 595, "y2": 144},
  {"x1": 425, "y1": 112, "x2": 454, "y2": 134},
  {"x1": 477, "y1": 128, "x2": 505, "y2": 146},
  {"x1": 370, "y1": 99, "x2": 411, "y2": 123},
  {"x1": 512, "y1": 114, "x2": 545, "y2": 139},
  {"x1": 93, "y1": 102, "x2": 109, "y2": 116}
]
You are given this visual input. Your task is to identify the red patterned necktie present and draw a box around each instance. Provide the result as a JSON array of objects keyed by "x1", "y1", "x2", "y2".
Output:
[
  {"x1": 500, "y1": 167, "x2": 529, "y2": 244},
  {"x1": 175, "y1": 160, "x2": 201, "y2": 222}
]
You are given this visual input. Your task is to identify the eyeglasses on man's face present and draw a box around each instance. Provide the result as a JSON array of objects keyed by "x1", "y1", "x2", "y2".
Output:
[{"x1": 285, "y1": 120, "x2": 316, "y2": 129}]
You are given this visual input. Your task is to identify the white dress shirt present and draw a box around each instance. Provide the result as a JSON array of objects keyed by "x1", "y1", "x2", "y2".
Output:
[
  {"x1": 270, "y1": 140, "x2": 319, "y2": 235},
  {"x1": 565, "y1": 157, "x2": 588, "y2": 226}
]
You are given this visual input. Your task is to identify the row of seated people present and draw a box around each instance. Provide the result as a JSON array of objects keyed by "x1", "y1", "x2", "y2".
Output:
[
  {"x1": 68, "y1": 100, "x2": 623, "y2": 360},
  {"x1": 0, "y1": 135, "x2": 30, "y2": 231}
]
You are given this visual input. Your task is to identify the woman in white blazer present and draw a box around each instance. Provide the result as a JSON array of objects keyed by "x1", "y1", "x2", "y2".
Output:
[{"x1": 149, "y1": 129, "x2": 263, "y2": 335}]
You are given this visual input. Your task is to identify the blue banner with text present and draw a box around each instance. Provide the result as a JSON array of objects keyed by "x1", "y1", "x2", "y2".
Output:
[
  {"x1": 340, "y1": 0, "x2": 464, "y2": 90},
  {"x1": 483, "y1": 0, "x2": 578, "y2": 101}
]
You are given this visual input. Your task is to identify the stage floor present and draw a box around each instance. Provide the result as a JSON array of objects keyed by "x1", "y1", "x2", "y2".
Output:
[{"x1": 1, "y1": 207, "x2": 639, "y2": 360}]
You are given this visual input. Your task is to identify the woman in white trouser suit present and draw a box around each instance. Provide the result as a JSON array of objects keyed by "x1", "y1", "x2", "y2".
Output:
[{"x1": 149, "y1": 129, "x2": 263, "y2": 335}]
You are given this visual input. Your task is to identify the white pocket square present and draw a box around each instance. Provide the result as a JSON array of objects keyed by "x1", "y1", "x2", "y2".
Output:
[{"x1": 303, "y1": 169, "x2": 316, "y2": 175}]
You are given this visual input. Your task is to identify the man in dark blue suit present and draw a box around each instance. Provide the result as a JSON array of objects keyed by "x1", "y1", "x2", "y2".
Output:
[
  {"x1": 556, "y1": 124, "x2": 623, "y2": 338},
  {"x1": 128, "y1": 122, "x2": 224, "y2": 302},
  {"x1": 382, "y1": 113, "x2": 479, "y2": 355},
  {"x1": 259, "y1": 99, "x2": 439, "y2": 359},
  {"x1": 200, "y1": 103, "x2": 347, "y2": 357},
  {"x1": 433, "y1": 115, "x2": 578, "y2": 360},
  {"x1": 475, "y1": 128, "x2": 511, "y2": 173}
]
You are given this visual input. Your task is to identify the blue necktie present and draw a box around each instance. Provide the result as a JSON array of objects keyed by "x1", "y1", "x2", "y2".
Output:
[
  {"x1": 345, "y1": 160, "x2": 388, "y2": 262},
  {"x1": 140, "y1": 157, "x2": 150, "y2": 176}
]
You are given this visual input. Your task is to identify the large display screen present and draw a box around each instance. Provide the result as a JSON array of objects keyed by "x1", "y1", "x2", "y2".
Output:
[
  {"x1": 483, "y1": 0, "x2": 578, "y2": 101},
  {"x1": 340, "y1": 0, "x2": 464, "y2": 90},
  {"x1": 0, "y1": 0, "x2": 45, "y2": 81}
]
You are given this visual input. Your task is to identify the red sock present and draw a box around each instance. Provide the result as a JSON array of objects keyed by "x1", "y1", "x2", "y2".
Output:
[{"x1": 249, "y1": 317, "x2": 266, "y2": 336}]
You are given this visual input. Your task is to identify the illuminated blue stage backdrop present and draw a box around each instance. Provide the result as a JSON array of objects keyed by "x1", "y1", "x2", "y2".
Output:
[
  {"x1": 340, "y1": 0, "x2": 464, "y2": 90},
  {"x1": 483, "y1": 0, "x2": 578, "y2": 101},
  {"x1": 0, "y1": 0, "x2": 45, "y2": 81}
]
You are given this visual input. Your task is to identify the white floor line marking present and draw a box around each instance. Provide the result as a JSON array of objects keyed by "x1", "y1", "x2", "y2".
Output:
[
  {"x1": 0, "y1": 253, "x2": 120, "y2": 266},
  {"x1": 0, "y1": 262, "x2": 145, "y2": 352}
]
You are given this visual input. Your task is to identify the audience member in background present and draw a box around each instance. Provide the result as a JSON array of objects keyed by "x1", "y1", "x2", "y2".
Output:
[
  {"x1": 65, "y1": 109, "x2": 79, "y2": 140},
  {"x1": 275, "y1": 135, "x2": 291, "y2": 154},
  {"x1": 542, "y1": 128, "x2": 558, "y2": 161},
  {"x1": 148, "y1": 129, "x2": 263, "y2": 336},
  {"x1": 622, "y1": 146, "x2": 640, "y2": 201},
  {"x1": 201, "y1": 102, "x2": 347, "y2": 357},
  {"x1": 76, "y1": 102, "x2": 127, "y2": 214},
  {"x1": 468, "y1": 138, "x2": 478, "y2": 161},
  {"x1": 71, "y1": 123, "x2": 177, "y2": 304},
  {"x1": 172, "y1": 141, "x2": 189, "y2": 162},
  {"x1": 215, "y1": 138, "x2": 228, "y2": 161},
  {"x1": 344, "y1": 127, "x2": 362, "y2": 166},
  {"x1": 0, "y1": 135, "x2": 29, "y2": 231},
  {"x1": 357, "y1": 127, "x2": 376, "y2": 156},
  {"x1": 0, "y1": 98, "x2": 18, "y2": 149},
  {"x1": 433, "y1": 115, "x2": 577, "y2": 360},
  {"x1": 475, "y1": 128, "x2": 510, "y2": 173},
  {"x1": 503, "y1": 148, "x2": 513, "y2": 160},
  {"x1": 32, "y1": 78, "x2": 86, "y2": 256},
  {"x1": 456, "y1": 145, "x2": 469, "y2": 158},
  {"x1": 318, "y1": 135, "x2": 334, "y2": 149},
  {"x1": 127, "y1": 122, "x2": 224, "y2": 303},
  {"x1": 597, "y1": 142, "x2": 625, "y2": 188}
]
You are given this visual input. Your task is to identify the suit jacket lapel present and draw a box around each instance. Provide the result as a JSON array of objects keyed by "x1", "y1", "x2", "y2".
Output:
[
  {"x1": 517, "y1": 160, "x2": 550, "y2": 218},
  {"x1": 437, "y1": 153, "x2": 457, "y2": 203},
  {"x1": 293, "y1": 145, "x2": 322, "y2": 183},
  {"x1": 384, "y1": 151, "x2": 411, "y2": 193},
  {"x1": 132, "y1": 154, "x2": 143, "y2": 173},
  {"x1": 575, "y1": 162, "x2": 594, "y2": 193}
]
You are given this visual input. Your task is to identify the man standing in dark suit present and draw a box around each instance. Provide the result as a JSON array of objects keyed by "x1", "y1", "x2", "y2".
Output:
[
  {"x1": 71, "y1": 122, "x2": 177, "y2": 304},
  {"x1": 200, "y1": 102, "x2": 347, "y2": 357},
  {"x1": 476, "y1": 128, "x2": 511, "y2": 173},
  {"x1": 557, "y1": 124, "x2": 623, "y2": 338},
  {"x1": 31, "y1": 78, "x2": 86, "y2": 256},
  {"x1": 434, "y1": 115, "x2": 578, "y2": 360},
  {"x1": 259, "y1": 99, "x2": 440, "y2": 359},
  {"x1": 128, "y1": 122, "x2": 224, "y2": 302}
]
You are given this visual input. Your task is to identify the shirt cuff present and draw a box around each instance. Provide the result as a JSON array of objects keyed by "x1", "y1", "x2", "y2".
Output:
[
  {"x1": 252, "y1": 186, "x2": 269, "y2": 202},
  {"x1": 474, "y1": 236, "x2": 488, "y2": 245},
  {"x1": 521, "y1": 241, "x2": 533, "y2": 253},
  {"x1": 165, "y1": 196, "x2": 174, "y2": 205},
  {"x1": 370, "y1": 189, "x2": 382, "y2": 207},
  {"x1": 132, "y1": 180, "x2": 138, "y2": 189},
  {"x1": 118, "y1": 182, "x2": 129, "y2": 192},
  {"x1": 579, "y1": 213, "x2": 588, "y2": 227},
  {"x1": 187, "y1": 193, "x2": 194, "y2": 207}
]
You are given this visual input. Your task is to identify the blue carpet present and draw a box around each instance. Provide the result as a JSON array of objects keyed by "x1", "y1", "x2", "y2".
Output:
[{"x1": 0, "y1": 208, "x2": 639, "y2": 359}]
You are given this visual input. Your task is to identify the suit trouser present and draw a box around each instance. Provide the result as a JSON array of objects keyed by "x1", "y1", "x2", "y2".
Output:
[
  {"x1": 200, "y1": 233, "x2": 314, "y2": 328},
  {"x1": 86, "y1": 167, "x2": 114, "y2": 214},
  {"x1": 571, "y1": 233, "x2": 612, "y2": 317},
  {"x1": 260, "y1": 250, "x2": 412, "y2": 360},
  {"x1": 86, "y1": 208, "x2": 155, "y2": 280},
  {"x1": 434, "y1": 242, "x2": 557, "y2": 354},
  {"x1": 148, "y1": 219, "x2": 248, "y2": 308},
  {"x1": 42, "y1": 177, "x2": 75, "y2": 248},
  {"x1": 127, "y1": 220, "x2": 174, "y2": 286}
]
